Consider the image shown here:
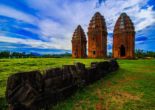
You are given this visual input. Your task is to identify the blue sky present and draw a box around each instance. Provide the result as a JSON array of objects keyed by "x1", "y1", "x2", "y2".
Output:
[{"x1": 0, "y1": 0, "x2": 155, "y2": 54}]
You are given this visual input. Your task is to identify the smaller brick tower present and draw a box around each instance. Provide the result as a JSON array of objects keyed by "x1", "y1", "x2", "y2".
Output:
[
  {"x1": 88, "y1": 12, "x2": 107, "y2": 58},
  {"x1": 72, "y1": 25, "x2": 87, "y2": 58},
  {"x1": 113, "y1": 13, "x2": 135, "y2": 59}
]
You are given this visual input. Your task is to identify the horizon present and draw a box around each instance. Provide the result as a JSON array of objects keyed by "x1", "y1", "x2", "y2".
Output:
[{"x1": 0, "y1": 0, "x2": 155, "y2": 54}]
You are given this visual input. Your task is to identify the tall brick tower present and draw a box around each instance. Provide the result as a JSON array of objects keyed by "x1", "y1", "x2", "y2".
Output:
[
  {"x1": 113, "y1": 13, "x2": 135, "y2": 59},
  {"x1": 88, "y1": 12, "x2": 107, "y2": 58},
  {"x1": 72, "y1": 25, "x2": 87, "y2": 58}
]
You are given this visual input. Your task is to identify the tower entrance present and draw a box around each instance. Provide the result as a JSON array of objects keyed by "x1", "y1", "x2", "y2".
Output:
[{"x1": 120, "y1": 45, "x2": 125, "y2": 57}]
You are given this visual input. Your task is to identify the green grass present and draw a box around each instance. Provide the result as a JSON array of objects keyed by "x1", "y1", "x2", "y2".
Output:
[
  {"x1": 0, "y1": 58, "x2": 155, "y2": 110},
  {"x1": 52, "y1": 59, "x2": 155, "y2": 110}
]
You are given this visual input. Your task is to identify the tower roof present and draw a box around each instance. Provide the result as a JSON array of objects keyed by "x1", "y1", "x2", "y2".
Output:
[
  {"x1": 94, "y1": 12, "x2": 102, "y2": 17},
  {"x1": 114, "y1": 13, "x2": 135, "y2": 34},
  {"x1": 88, "y1": 12, "x2": 107, "y2": 32},
  {"x1": 72, "y1": 25, "x2": 86, "y2": 40},
  {"x1": 120, "y1": 12, "x2": 127, "y2": 16}
]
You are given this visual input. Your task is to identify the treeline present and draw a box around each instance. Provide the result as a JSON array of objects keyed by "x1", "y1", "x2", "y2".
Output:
[
  {"x1": 0, "y1": 51, "x2": 71, "y2": 58},
  {"x1": 107, "y1": 50, "x2": 155, "y2": 59},
  {"x1": 42, "y1": 53, "x2": 71, "y2": 58},
  {"x1": 135, "y1": 49, "x2": 155, "y2": 58},
  {"x1": 0, "y1": 50, "x2": 155, "y2": 59}
]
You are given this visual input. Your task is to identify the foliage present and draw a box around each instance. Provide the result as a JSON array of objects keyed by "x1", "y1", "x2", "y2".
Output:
[
  {"x1": 42, "y1": 53, "x2": 71, "y2": 58},
  {"x1": 0, "y1": 51, "x2": 72, "y2": 58},
  {"x1": 0, "y1": 51, "x2": 10, "y2": 58},
  {"x1": 135, "y1": 49, "x2": 155, "y2": 58},
  {"x1": 0, "y1": 50, "x2": 155, "y2": 59}
]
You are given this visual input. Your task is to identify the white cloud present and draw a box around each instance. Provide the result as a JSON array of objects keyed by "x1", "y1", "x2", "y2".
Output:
[
  {"x1": 0, "y1": 36, "x2": 69, "y2": 50},
  {"x1": 25, "y1": 0, "x2": 155, "y2": 44},
  {"x1": 0, "y1": 5, "x2": 38, "y2": 24},
  {"x1": 97, "y1": 0, "x2": 155, "y2": 32},
  {"x1": 0, "y1": 0, "x2": 155, "y2": 51},
  {"x1": 134, "y1": 6, "x2": 155, "y2": 31}
]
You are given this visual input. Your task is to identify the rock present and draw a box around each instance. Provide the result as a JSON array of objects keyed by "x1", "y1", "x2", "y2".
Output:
[
  {"x1": 6, "y1": 60, "x2": 119, "y2": 110},
  {"x1": 6, "y1": 71, "x2": 43, "y2": 110},
  {"x1": 43, "y1": 68, "x2": 63, "y2": 91},
  {"x1": 87, "y1": 67, "x2": 97, "y2": 83},
  {"x1": 108, "y1": 59, "x2": 119, "y2": 71}
]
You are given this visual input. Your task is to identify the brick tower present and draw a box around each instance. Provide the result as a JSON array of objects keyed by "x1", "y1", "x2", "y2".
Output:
[
  {"x1": 88, "y1": 12, "x2": 107, "y2": 58},
  {"x1": 113, "y1": 13, "x2": 135, "y2": 59},
  {"x1": 72, "y1": 25, "x2": 87, "y2": 58}
]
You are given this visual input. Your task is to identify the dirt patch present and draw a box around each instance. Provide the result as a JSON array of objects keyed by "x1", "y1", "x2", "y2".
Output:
[
  {"x1": 74, "y1": 99, "x2": 91, "y2": 110},
  {"x1": 95, "y1": 88, "x2": 142, "y2": 110},
  {"x1": 118, "y1": 76, "x2": 137, "y2": 83},
  {"x1": 96, "y1": 89, "x2": 104, "y2": 100},
  {"x1": 106, "y1": 81, "x2": 112, "y2": 87},
  {"x1": 104, "y1": 91, "x2": 142, "y2": 110},
  {"x1": 96, "y1": 102, "x2": 103, "y2": 110},
  {"x1": 110, "y1": 91, "x2": 140, "y2": 102}
]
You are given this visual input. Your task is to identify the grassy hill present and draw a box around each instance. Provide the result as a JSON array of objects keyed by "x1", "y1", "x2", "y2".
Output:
[{"x1": 0, "y1": 58, "x2": 155, "y2": 110}]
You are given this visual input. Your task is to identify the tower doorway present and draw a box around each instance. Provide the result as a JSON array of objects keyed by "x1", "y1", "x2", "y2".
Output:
[{"x1": 120, "y1": 45, "x2": 125, "y2": 57}]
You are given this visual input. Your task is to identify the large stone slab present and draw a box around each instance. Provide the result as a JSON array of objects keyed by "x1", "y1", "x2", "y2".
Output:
[{"x1": 6, "y1": 71, "x2": 43, "y2": 110}]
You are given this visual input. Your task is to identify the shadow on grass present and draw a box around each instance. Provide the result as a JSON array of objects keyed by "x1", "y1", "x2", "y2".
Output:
[{"x1": 0, "y1": 97, "x2": 8, "y2": 110}]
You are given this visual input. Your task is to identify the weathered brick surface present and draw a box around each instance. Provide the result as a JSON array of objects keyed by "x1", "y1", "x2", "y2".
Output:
[
  {"x1": 88, "y1": 12, "x2": 107, "y2": 58},
  {"x1": 6, "y1": 59, "x2": 119, "y2": 110},
  {"x1": 113, "y1": 13, "x2": 135, "y2": 59},
  {"x1": 72, "y1": 25, "x2": 87, "y2": 58}
]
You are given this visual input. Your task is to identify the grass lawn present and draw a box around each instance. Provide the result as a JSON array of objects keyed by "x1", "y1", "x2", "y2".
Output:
[{"x1": 0, "y1": 58, "x2": 155, "y2": 110}]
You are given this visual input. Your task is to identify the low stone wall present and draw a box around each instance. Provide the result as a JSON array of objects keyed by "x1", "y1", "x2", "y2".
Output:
[{"x1": 6, "y1": 59, "x2": 119, "y2": 110}]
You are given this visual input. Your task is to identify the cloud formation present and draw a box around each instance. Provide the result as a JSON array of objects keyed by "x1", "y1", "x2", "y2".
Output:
[{"x1": 0, "y1": 0, "x2": 155, "y2": 53}]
